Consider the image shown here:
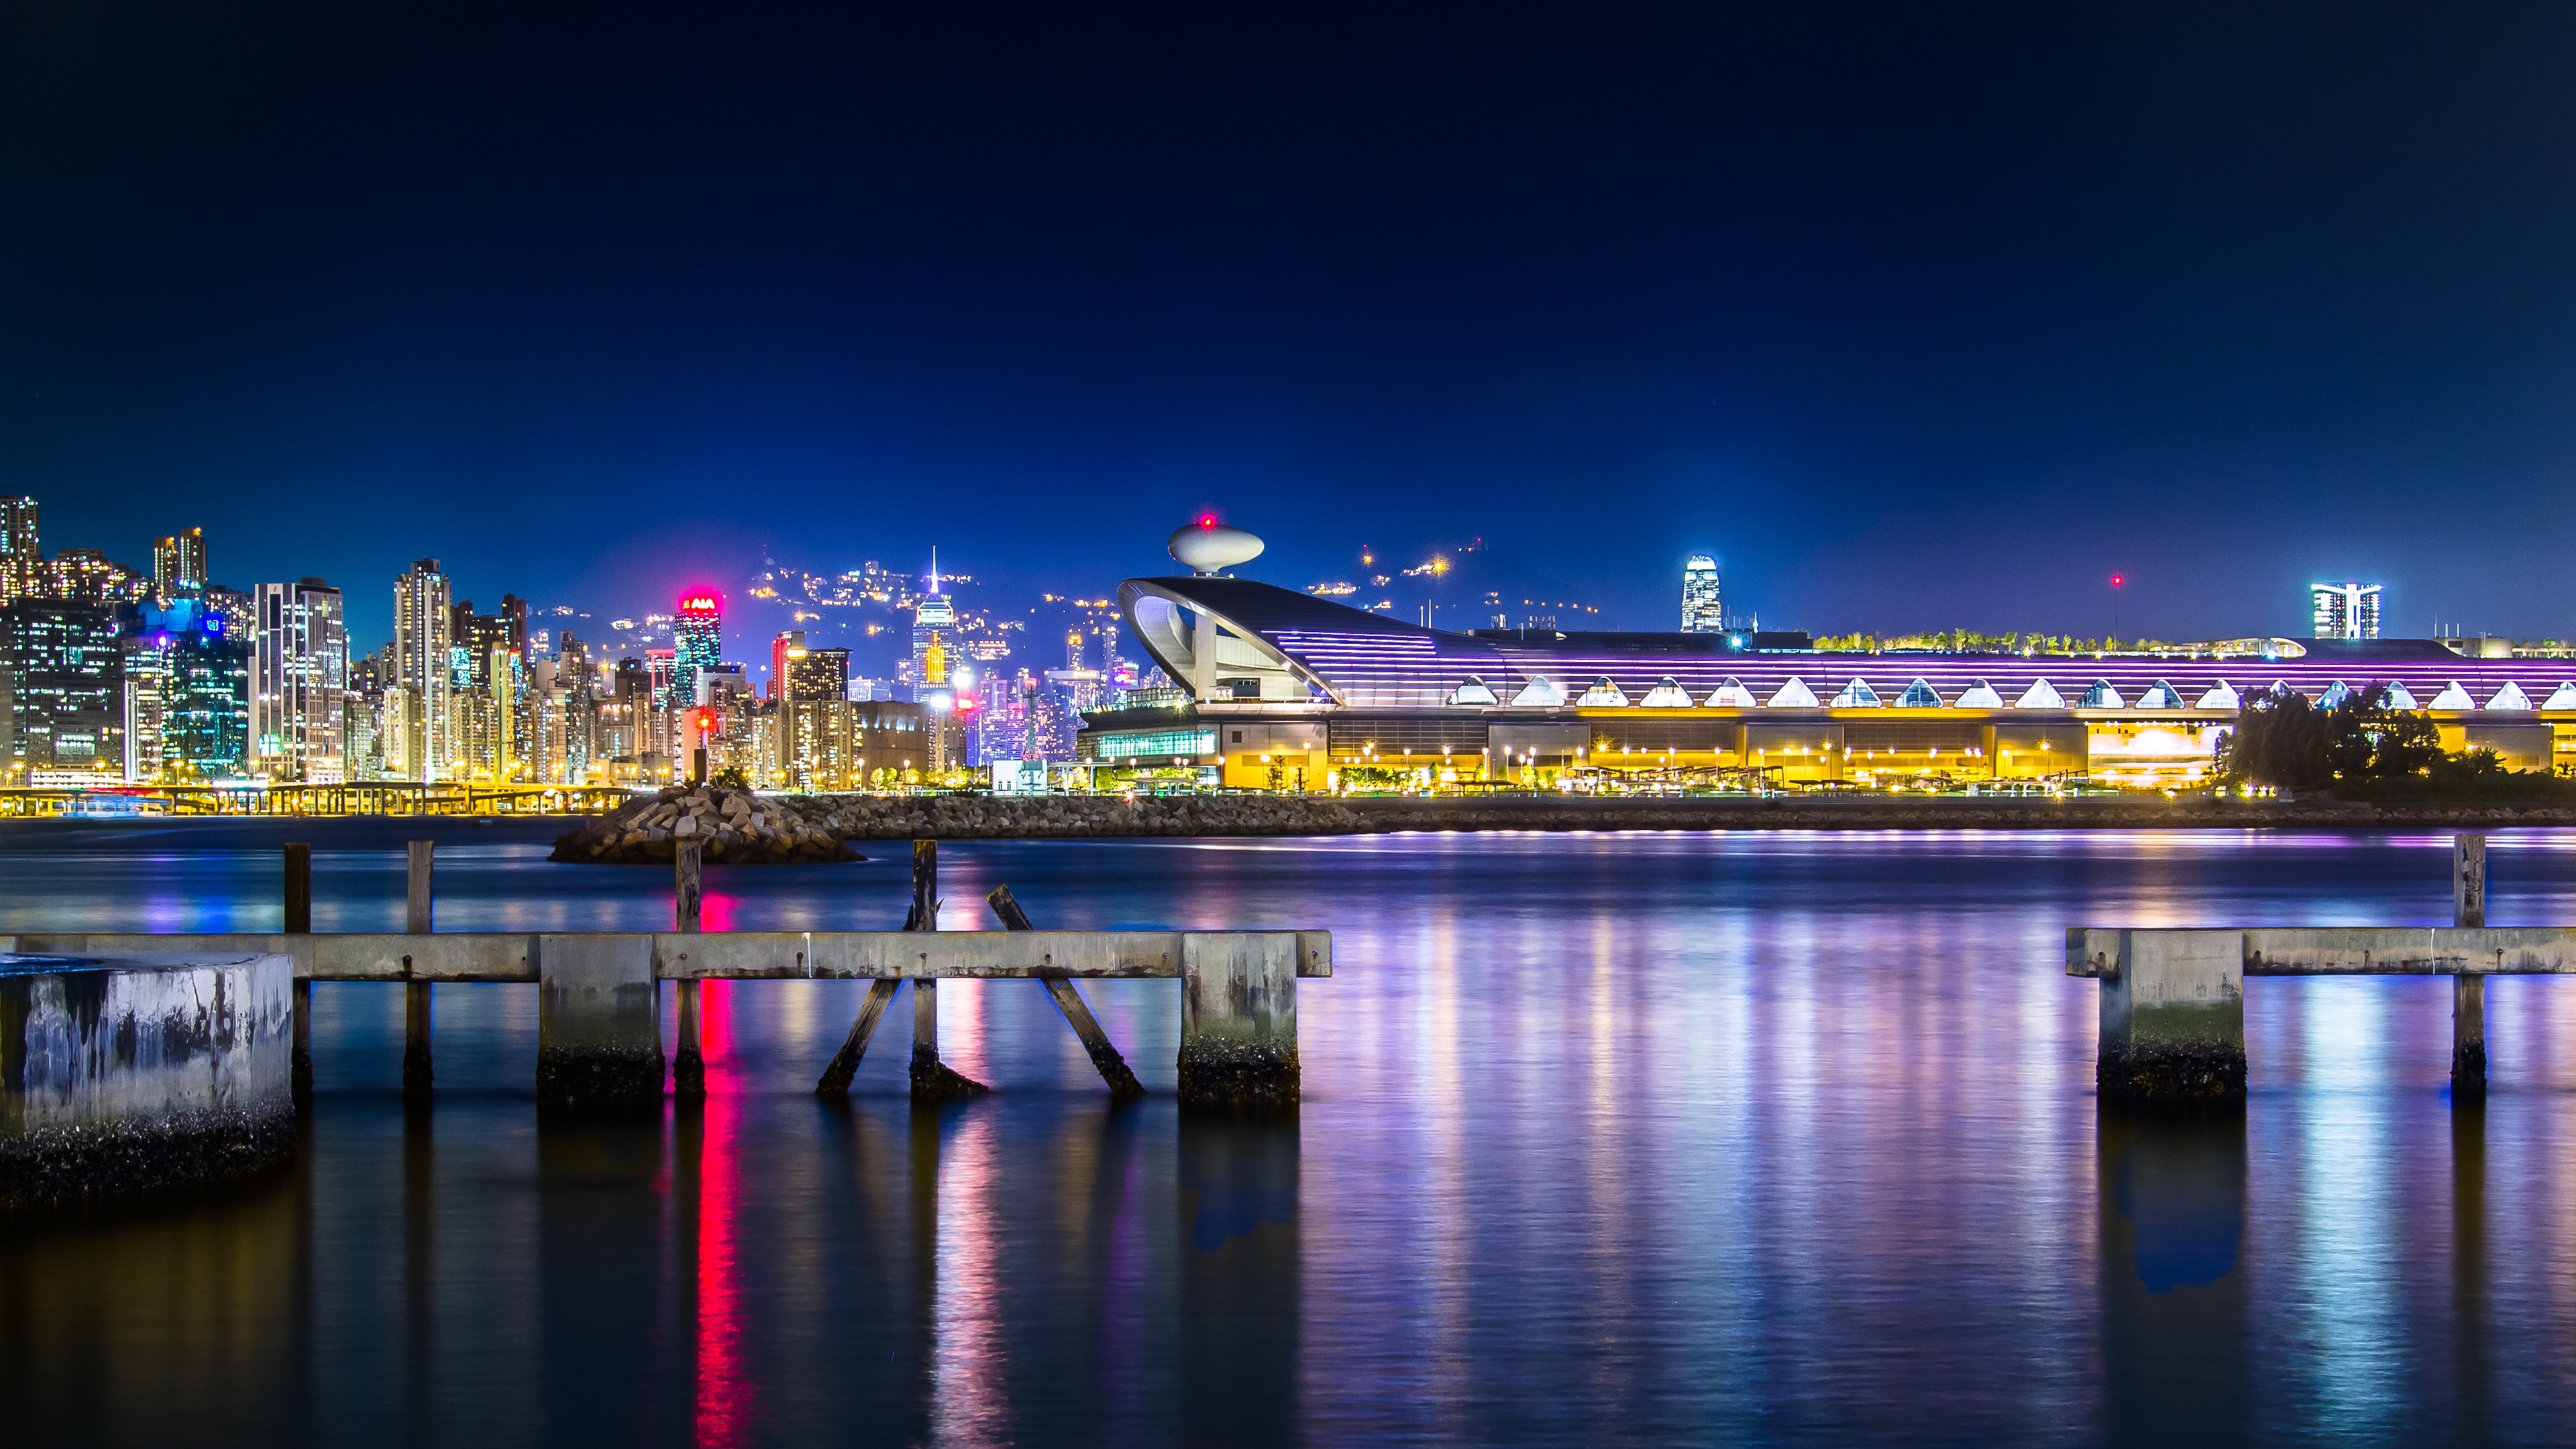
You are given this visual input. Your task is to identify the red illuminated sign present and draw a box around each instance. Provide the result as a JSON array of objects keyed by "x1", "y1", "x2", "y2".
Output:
[{"x1": 679, "y1": 594, "x2": 720, "y2": 613}]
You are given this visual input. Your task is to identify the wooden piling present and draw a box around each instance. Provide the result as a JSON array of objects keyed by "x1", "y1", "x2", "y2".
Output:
[
  {"x1": 988, "y1": 884, "x2": 1144, "y2": 1099},
  {"x1": 673, "y1": 842, "x2": 706, "y2": 1097},
  {"x1": 905, "y1": 841, "x2": 988, "y2": 1100},
  {"x1": 286, "y1": 843, "x2": 313, "y2": 1106},
  {"x1": 404, "y1": 840, "x2": 434, "y2": 1103},
  {"x1": 2456, "y1": 833, "x2": 2488, "y2": 1102}
]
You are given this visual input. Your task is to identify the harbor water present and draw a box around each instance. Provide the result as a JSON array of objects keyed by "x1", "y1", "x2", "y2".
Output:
[{"x1": 4, "y1": 820, "x2": 2575, "y2": 1446}]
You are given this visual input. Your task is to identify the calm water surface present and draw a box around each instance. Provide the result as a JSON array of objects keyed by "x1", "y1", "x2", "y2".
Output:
[{"x1": 5, "y1": 821, "x2": 2576, "y2": 1447}]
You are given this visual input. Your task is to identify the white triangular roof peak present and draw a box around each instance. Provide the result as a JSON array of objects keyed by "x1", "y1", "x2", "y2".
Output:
[
  {"x1": 2543, "y1": 684, "x2": 2576, "y2": 711},
  {"x1": 1767, "y1": 677, "x2": 1821, "y2": 708},
  {"x1": 2489, "y1": 681, "x2": 2533, "y2": 711},
  {"x1": 1509, "y1": 676, "x2": 1565, "y2": 708},
  {"x1": 2015, "y1": 679, "x2": 2065, "y2": 708},
  {"x1": 2196, "y1": 680, "x2": 2241, "y2": 710},
  {"x1": 1954, "y1": 679, "x2": 2003, "y2": 708},
  {"x1": 2429, "y1": 681, "x2": 2477, "y2": 710},
  {"x1": 1705, "y1": 677, "x2": 1759, "y2": 708}
]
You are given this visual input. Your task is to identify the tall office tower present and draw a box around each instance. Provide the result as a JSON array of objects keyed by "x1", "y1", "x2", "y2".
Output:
[
  {"x1": 152, "y1": 529, "x2": 208, "y2": 602},
  {"x1": 672, "y1": 592, "x2": 722, "y2": 712},
  {"x1": 1065, "y1": 629, "x2": 1085, "y2": 671},
  {"x1": 2311, "y1": 582, "x2": 2384, "y2": 641},
  {"x1": 250, "y1": 578, "x2": 348, "y2": 783},
  {"x1": 0, "y1": 597, "x2": 125, "y2": 781},
  {"x1": 912, "y1": 582, "x2": 955, "y2": 695},
  {"x1": 0, "y1": 496, "x2": 34, "y2": 602},
  {"x1": 1681, "y1": 555, "x2": 1722, "y2": 633},
  {"x1": 392, "y1": 559, "x2": 453, "y2": 782}
]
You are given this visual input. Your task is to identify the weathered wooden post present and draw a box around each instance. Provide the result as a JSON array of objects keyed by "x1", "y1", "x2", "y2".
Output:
[
  {"x1": 285, "y1": 841, "x2": 314, "y2": 1106},
  {"x1": 987, "y1": 884, "x2": 1144, "y2": 1098},
  {"x1": 1178, "y1": 933, "x2": 1301, "y2": 1107},
  {"x1": 2095, "y1": 928, "x2": 2245, "y2": 1105},
  {"x1": 673, "y1": 841, "x2": 706, "y2": 1097},
  {"x1": 814, "y1": 837, "x2": 934, "y2": 1095},
  {"x1": 2455, "y1": 833, "x2": 2488, "y2": 1102},
  {"x1": 404, "y1": 839, "x2": 434, "y2": 1102},
  {"x1": 906, "y1": 840, "x2": 987, "y2": 1100}
]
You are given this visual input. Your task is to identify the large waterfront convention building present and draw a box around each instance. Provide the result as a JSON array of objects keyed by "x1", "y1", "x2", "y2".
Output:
[{"x1": 1079, "y1": 570, "x2": 2576, "y2": 790}]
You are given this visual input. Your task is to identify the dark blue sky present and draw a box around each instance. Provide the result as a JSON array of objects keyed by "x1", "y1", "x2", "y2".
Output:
[{"x1": 7, "y1": 3, "x2": 2576, "y2": 649}]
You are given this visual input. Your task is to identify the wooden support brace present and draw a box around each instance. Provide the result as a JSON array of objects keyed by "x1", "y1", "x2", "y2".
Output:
[
  {"x1": 813, "y1": 979, "x2": 900, "y2": 1095},
  {"x1": 988, "y1": 884, "x2": 1144, "y2": 1099}
]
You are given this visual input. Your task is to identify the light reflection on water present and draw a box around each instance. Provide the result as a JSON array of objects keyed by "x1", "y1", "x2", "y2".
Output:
[{"x1": 5, "y1": 824, "x2": 2576, "y2": 1444}]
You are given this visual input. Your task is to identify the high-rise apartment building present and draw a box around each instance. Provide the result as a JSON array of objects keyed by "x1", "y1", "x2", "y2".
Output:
[
  {"x1": 0, "y1": 497, "x2": 35, "y2": 602},
  {"x1": 912, "y1": 588, "x2": 955, "y2": 694},
  {"x1": 250, "y1": 578, "x2": 348, "y2": 783},
  {"x1": 153, "y1": 529, "x2": 208, "y2": 602},
  {"x1": 1681, "y1": 555, "x2": 1722, "y2": 633},
  {"x1": 392, "y1": 559, "x2": 453, "y2": 782},
  {"x1": 0, "y1": 597, "x2": 125, "y2": 782},
  {"x1": 2311, "y1": 582, "x2": 2383, "y2": 641}
]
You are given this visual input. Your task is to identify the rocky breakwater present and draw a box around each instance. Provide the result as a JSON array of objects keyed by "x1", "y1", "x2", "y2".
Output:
[{"x1": 549, "y1": 785, "x2": 863, "y2": 863}]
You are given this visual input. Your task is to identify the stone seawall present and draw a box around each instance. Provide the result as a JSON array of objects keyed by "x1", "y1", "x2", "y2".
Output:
[
  {"x1": 782, "y1": 792, "x2": 2576, "y2": 839},
  {"x1": 552, "y1": 788, "x2": 2576, "y2": 858}
]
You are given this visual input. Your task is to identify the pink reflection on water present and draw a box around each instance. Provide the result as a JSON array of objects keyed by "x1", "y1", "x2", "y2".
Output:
[
  {"x1": 694, "y1": 979, "x2": 755, "y2": 1446},
  {"x1": 930, "y1": 1111, "x2": 1009, "y2": 1447}
]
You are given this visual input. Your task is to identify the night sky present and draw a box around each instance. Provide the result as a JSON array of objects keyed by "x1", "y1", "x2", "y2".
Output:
[{"x1": 7, "y1": 3, "x2": 2576, "y2": 651}]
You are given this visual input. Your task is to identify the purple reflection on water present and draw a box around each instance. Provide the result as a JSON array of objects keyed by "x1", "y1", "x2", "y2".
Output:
[{"x1": 3, "y1": 821, "x2": 2576, "y2": 1444}]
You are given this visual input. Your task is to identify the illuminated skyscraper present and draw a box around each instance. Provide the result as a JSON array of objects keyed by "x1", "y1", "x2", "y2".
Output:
[
  {"x1": 1681, "y1": 555, "x2": 1721, "y2": 633},
  {"x1": 152, "y1": 528, "x2": 207, "y2": 603},
  {"x1": 0, "y1": 497, "x2": 34, "y2": 602},
  {"x1": 392, "y1": 559, "x2": 452, "y2": 782},
  {"x1": 2310, "y1": 582, "x2": 2383, "y2": 641},
  {"x1": 673, "y1": 592, "x2": 722, "y2": 708},
  {"x1": 912, "y1": 553, "x2": 955, "y2": 698},
  {"x1": 250, "y1": 578, "x2": 348, "y2": 783}
]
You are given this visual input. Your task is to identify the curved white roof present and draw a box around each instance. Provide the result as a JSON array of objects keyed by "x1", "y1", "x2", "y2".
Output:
[
  {"x1": 2016, "y1": 679, "x2": 2065, "y2": 708},
  {"x1": 1640, "y1": 677, "x2": 1695, "y2": 708},
  {"x1": 2490, "y1": 681, "x2": 2534, "y2": 710},
  {"x1": 1831, "y1": 678, "x2": 1884, "y2": 707},
  {"x1": 2429, "y1": 681, "x2": 2477, "y2": 710},
  {"x1": 1705, "y1": 677, "x2": 1759, "y2": 708},
  {"x1": 2381, "y1": 682, "x2": 2418, "y2": 710},
  {"x1": 1767, "y1": 677, "x2": 1821, "y2": 708},
  {"x1": 2196, "y1": 681, "x2": 2241, "y2": 710},
  {"x1": 1448, "y1": 676, "x2": 1499, "y2": 706},
  {"x1": 1577, "y1": 676, "x2": 1631, "y2": 708},
  {"x1": 1509, "y1": 676, "x2": 1566, "y2": 708},
  {"x1": 2546, "y1": 684, "x2": 2576, "y2": 711},
  {"x1": 1896, "y1": 678, "x2": 1944, "y2": 708},
  {"x1": 2317, "y1": 680, "x2": 2352, "y2": 708},
  {"x1": 1954, "y1": 679, "x2": 2003, "y2": 708}
]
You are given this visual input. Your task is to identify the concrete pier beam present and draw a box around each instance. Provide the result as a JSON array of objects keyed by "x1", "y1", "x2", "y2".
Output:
[
  {"x1": 1178, "y1": 932, "x2": 1299, "y2": 1107},
  {"x1": 2097, "y1": 929, "x2": 2244, "y2": 1105},
  {"x1": 0, "y1": 951, "x2": 295, "y2": 1209},
  {"x1": 535, "y1": 935, "x2": 663, "y2": 1110},
  {"x1": 2455, "y1": 833, "x2": 2488, "y2": 1102}
]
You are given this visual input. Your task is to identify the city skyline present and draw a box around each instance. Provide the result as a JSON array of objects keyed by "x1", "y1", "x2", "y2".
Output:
[{"x1": 11, "y1": 9, "x2": 2576, "y2": 646}]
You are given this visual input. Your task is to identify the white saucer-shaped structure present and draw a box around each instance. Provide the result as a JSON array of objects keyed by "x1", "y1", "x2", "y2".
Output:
[{"x1": 1169, "y1": 520, "x2": 1266, "y2": 576}]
